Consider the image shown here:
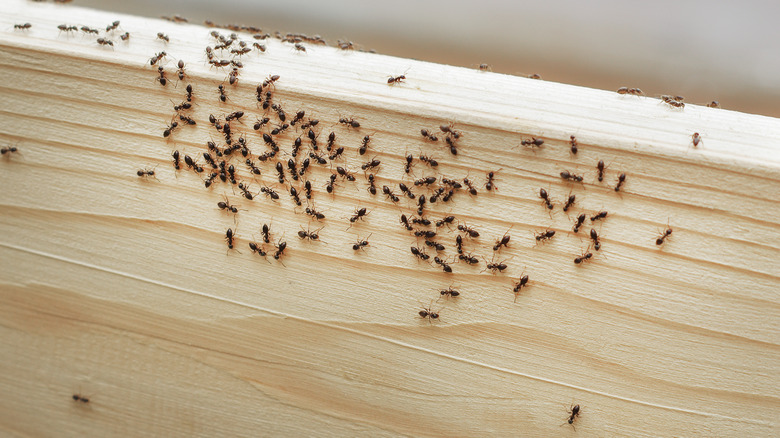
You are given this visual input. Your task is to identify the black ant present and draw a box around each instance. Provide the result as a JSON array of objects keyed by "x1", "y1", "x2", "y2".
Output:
[
  {"x1": 149, "y1": 51, "x2": 166, "y2": 66},
  {"x1": 405, "y1": 154, "x2": 414, "y2": 173},
  {"x1": 298, "y1": 226, "x2": 322, "y2": 241},
  {"x1": 436, "y1": 215, "x2": 455, "y2": 228},
  {"x1": 493, "y1": 228, "x2": 511, "y2": 251},
  {"x1": 225, "y1": 111, "x2": 244, "y2": 122},
  {"x1": 119, "y1": 32, "x2": 130, "y2": 41},
  {"x1": 203, "y1": 172, "x2": 218, "y2": 188},
  {"x1": 596, "y1": 160, "x2": 606, "y2": 182},
  {"x1": 359, "y1": 135, "x2": 371, "y2": 155},
  {"x1": 420, "y1": 128, "x2": 438, "y2": 141},
  {"x1": 574, "y1": 249, "x2": 593, "y2": 265},
  {"x1": 614, "y1": 173, "x2": 626, "y2": 192},
  {"x1": 439, "y1": 287, "x2": 460, "y2": 298},
  {"x1": 417, "y1": 194, "x2": 426, "y2": 216},
  {"x1": 339, "y1": 117, "x2": 360, "y2": 128},
  {"x1": 248, "y1": 241, "x2": 268, "y2": 258},
  {"x1": 273, "y1": 239, "x2": 287, "y2": 260},
  {"x1": 441, "y1": 178, "x2": 462, "y2": 189},
  {"x1": 617, "y1": 87, "x2": 643, "y2": 95},
  {"x1": 415, "y1": 176, "x2": 437, "y2": 186},
  {"x1": 202, "y1": 152, "x2": 218, "y2": 169},
  {"x1": 361, "y1": 158, "x2": 381, "y2": 171},
  {"x1": 178, "y1": 115, "x2": 196, "y2": 126},
  {"x1": 96, "y1": 38, "x2": 114, "y2": 47},
  {"x1": 366, "y1": 174, "x2": 377, "y2": 195},
  {"x1": 14, "y1": 23, "x2": 32, "y2": 30},
  {"x1": 217, "y1": 195, "x2": 238, "y2": 213},
  {"x1": 458, "y1": 253, "x2": 479, "y2": 265},
  {"x1": 462, "y1": 177, "x2": 478, "y2": 196},
  {"x1": 539, "y1": 188, "x2": 554, "y2": 210},
  {"x1": 413, "y1": 229, "x2": 436, "y2": 239},
  {"x1": 171, "y1": 150, "x2": 181, "y2": 170},
  {"x1": 434, "y1": 257, "x2": 452, "y2": 273},
  {"x1": 81, "y1": 26, "x2": 99, "y2": 34},
  {"x1": 411, "y1": 216, "x2": 431, "y2": 226},
  {"x1": 245, "y1": 159, "x2": 261, "y2": 175},
  {"x1": 591, "y1": 211, "x2": 608, "y2": 222},
  {"x1": 217, "y1": 84, "x2": 228, "y2": 102},
  {"x1": 520, "y1": 137, "x2": 544, "y2": 148},
  {"x1": 439, "y1": 123, "x2": 461, "y2": 139},
  {"x1": 387, "y1": 74, "x2": 406, "y2": 84},
  {"x1": 1, "y1": 144, "x2": 20, "y2": 156},
  {"x1": 590, "y1": 229, "x2": 601, "y2": 251},
  {"x1": 157, "y1": 32, "x2": 169, "y2": 42},
  {"x1": 457, "y1": 223, "x2": 480, "y2": 238},
  {"x1": 566, "y1": 404, "x2": 581, "y2": 429},
  {"x1": 399, "y1": 214, "x2": 413, "y2": 231},
  {"x1": 290, "y1": 110, "x2": 305, "y2": 126},
  {"x1": 455, "y1": 235, "x2": 464, "y2": 254},
  {"x1": 560, "y1": 170, "x2": 584, "y2": 182},
  {"x1": 177, "y1": 60, "x2": 186, "y2": 80},
  {"x1": 444, "y1": 136, "x2": 458, "y2": 155},
  {"x1": 382, "y1": 186, "x2": 400, "y2": 203},
  {"x1": 237, "y1": 182, "x2": 256, "y2": 200},
  {"x1": 286, "y1": 159, "x2": 298, "y2": 181},
  {"x1": 325, "y1": 173, "x2": 337, "y2": 193},
  {"x1": 289, "y1": 187, "x2": 302, "y2": 206},
  {"x1": 485, "y1": 170, "x2": 498, "y2": 191},
  {"x1": 136, "y1": 168, "x2": 158, "y2": 180},
  {"x1": 260, "y1": 224, "x2": 272, "y2": 244},
  {"x1": 410, "y1": 246, "x2": 430, "y2": 261},
  {"x1": 326, "y1": 131, "x2": 336, "y2": 151},
  {"x1": 225, "y1": 228, "x2": 236, "y2": 250},
  {"x1": 424, "y1": 240, "x2": 445, "y2": 252},
  {"x1": 260, "y1": 185, "x2": 278, "y2": 200},
  {"x1": 275, "y1": 162, "x2": 286, "y2": 183},
  {"x1": 419, "y1": 154, "x2": 438, "y2": 167},
  {"x1": 336, "y1": 166, "x2": 356, "y2": 182},
  {"x1": 512, "y1": 274, "x2": 529, "y2": 302},
  {"x1": 656, "y1": 223, "x2": 673, "y2": 246},
  {"x1": 305, "y1": 206, "x2": 325, "y2": 220},
  {"x1": 570, "y1": 135, "x2": 578, "y2": 154},
  {"x1": 294, "y1": 43, "x2": 306, "y2": 52},
  {"x1": 253, "y1": 117, "x2": 270, "y2": 130},
  {"x1": 399, "y1": 183, "x2": 415, "y2": 199},
  {"x1": 562, "y1": 193, "x2": 576, "y2": 212},
  {"x1": 534, "y1": 229, "x2": 556, "y2": 243},
  {"x1": 573, "y1": 214, "x2": 586, "y2": 233},
  {"x1": 419, "y1": 303, "x2": 439, "y2": 324},
  {"x1": 58, "y1": 24, "x2": 78, "y2": 33},
  {"x1": 352, "y1": 233, "x2": 372, "y2": 251},
  {"x1": 483, "y1": 256, "x2": 509, "y2": 274}
]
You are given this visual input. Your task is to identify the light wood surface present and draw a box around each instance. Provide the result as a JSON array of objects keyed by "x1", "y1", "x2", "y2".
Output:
[{"x1": 0, "y1": 1, "x2": 779, "y2": 437}]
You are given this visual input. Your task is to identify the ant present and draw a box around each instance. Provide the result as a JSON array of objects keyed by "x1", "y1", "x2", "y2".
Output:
[
  {"x1": 286, "y1": 159, "x2": 298, "y2": 181},
  {"x1": 485, "y1": 170, "x2": 499, "y2": 191},
  {"x1": 419, "y1": 154, "x2": 438, "y2": 167},
  {"x1": 439, "y1": 286, "x2": 460, "y2": 298},
  {"x1": 399, "y1": 214, "x2": 413, "y2": 231},
  {"x1": 246, "y1": 159, "x2": 261, "y2": 175},
  {"x1": 106, "y1": 20, "x2": 120, "y2": 32},
  {"x1": 457, "y1": 223, "x2": 480, "y2": 238},
  {"x1": 275, "y1": 162, "x2": 286, "y2": 183},
  {"x1": 483, "y1": 256, "x2": 509, "y2": 274},
  {"x1": 419, "y1": 302, "x2": 440, "y2": 324},
  {"x1": 225, "y1": 228, "x2": 236, "y2": 250},
  {"x1": 290, "y1": 110, "x2": 306, "y2": 126},
  {"x1": 326, "y1": 131, "x2": 337, "y2": 151},
  {"x1": 566, "y1": 404, "x2": 581, "y2": 429},
  {"x1": 493, "y1": 227, "x2": 511, "y2": 251},
  {"x1": 520, "y1": 137, "x2": 544, "y2": 148},
  {"x1": 14, "y1": 23, "x2": 32, "y2": 30},
  {"x1": 156, "y1": 66, "x2": 167, "y2": 86},
  {"x1": 424, "y1": 240, "x2": 445, "y2": 252},
  {"x1": 298, "y1": 226, "x2": 322, "y2": 241},
  {"x1": 176, "y1": 60, "x2": 186, "y2": 80},
  {"x1": 325, "y1": 174, "x2": 337, "y2": 193},
  {"x1": 538, "y1": 188, "x2": 554, "y2": 210},
  {"x1": 336, "y1": 166, "x2": 356, "y2": 182},
  {"x1": 404, "y1": 153, "x2": 414, "y2": 173},
  {"x1": 478, "y1": 63, "x2": 491, "y2": 71},
  {"x1": 239, "y1": 182, "x2": 257, "y2": 200},
  {"x1": 387, "y1": 74, "x2": 406, "y2": 84},
  {"x1": 415, "y1": 176, "x2": 437, "y2": 186},
  {"x1": 570, "y1": 135, "x2": 578, "y2": 154},
  {"x1": 410, "y1": 246, "x2": 430, "y2": 261},
  {"x1": 574, "y1": 248, "x2": 593, "y2": 265},
  {"x1": 366, "y1": 174, "x2": 377, "y2": 195},
  {"x1": 352, "y1": 233, "x2": 372, "y2": 251},
  {"x1": 382, "y1": 185, "x2": 400, "y2": 203},
  {"x1": 614, "y1": 173, "x2": 626, "y2": 192},
  {"x1": 411, "y1": 216, "x2": 431, "y2": 226},
  {"x1": 562, "y1": 193, "x2": 576, "y2": 212},
  {"x1": 261, "y1": 224, "x2": 272, "y2": 244},
  {"x1": 417, "y1": 194, "x2": 426, "y2": 215},
  {"x1": 439, "y1": 123, "x2": 461, "y2": 139},
  {"x1": 692, "y1": 132, "x2": 702, "y2": 147},
  {"x1": 185, "y1": 84, "x2": 194, "y2": 102},
  {"x1": 273, "y1": 239, "x2": 287, "y2": 260},
  {"x1": 171, "y1": 150, "x2": 181, "y2": 170},
  {"x1": 72, "y1": 393, "x2": 90, "y2": 403},
  {"x1": 572, "y1": 214, "x2": 586, "y2": 233},
  {"x1": 617, "y1": 87, "x2": 643, "y2": 96},
  {"x1": 414, "y1": 229, "x2": 436, "y2": 239},
  {"x1": 590, "y1": 229, "x2": 601, "y2": 250},
  {"x1": 96, "y1": 38, "x2": 114, "y2": 47},
  {"x1": 436, "y1": 215, "x2": 455, "y2": 228},
  {"x1": 359, "y1": 135, "x2": 372, "y2": 155},
  {"x1": 596, "y1": 160, "x2": 607, "y2": 182},
  {"x1": 512, "y1": 274, "x2": 529, "y2": 302},
  {"x1": 560, "y1": 170, "x2": 583, "y2": 182},
  {"x1": 136, "y1": 167, "x2": 158, "y2": 180},
  {"x1": 260, "y1": 186, "x2": 278, "y2": 200},
  {"x1": 339, "y1": 117, "x2": 360, "y2": 128},
  {"x1": 462, "y1": 177, "x2": 478, "y2": 196},
  {"x1": 534, "y1": 229, "x2": 556, "y2": 243},
  {"x1": 157, "y1": 32, "x2": 169, "y2": 42},
  {"x1": 178, "y1": 115, "x2": 196, "y2": 126},
  {"x1": 81, "y1": 26, "x2": 99, "y2": 35},
  {"x1": 289, "y1": 187, "x2": 302, "y2": 206},
  {"x1": 361, "y1": 158, "x2": 381, "y2": 171},
  {"x1": 444, "y1": 136, "x2": 459, "y2": 155},
  {"x1": 149, "y1": 51, "x2": 167, "y2": 65},
  {"x1": 661, "y1": 95, "x2": 685, "y2": 108},
  {"x1": 434, "y1": 257, "x2": 452, "y2": 273},
  {"x1": 57, "y1": 24, "x2": 78, "y2": 33},
  {"x1": 225, "y1": 111, "x2": 244, "y2": 122},
  {"x1": 248, "y1": 241, "x2": 268, "y2": 258},
  {"x1": 1, "y1": 144, "x2": 19, "y2": 156},
  {"x1": 305, "y1": 206, "x2": 325, "y2": 220},
  {"x1": 294, "y1": 43, "x2": 306, "y2": 52},
  {"x1": 656, "y1": 222, "x2": 673, "y2": 246},
  {"x1": 591, "y1": 211, "x2": 608, "y2": 222},
  {"x1": 217, "y1": 195, "x2": 238, "y2": 213},
  {"x1": 119, "y1": 32, "x2": 130, "y2": 41},
  {"x1": 203, "y1": 173, "x2": 218, "y2": 188},
  {"x1": 399, "y1": 182, "x2": 415, "y2": 199},
  {"x1": 420, "y1": 128, "x2": 438, "y2": 141},
  {"x1": 458, "y1": 253, "x2": 479, "y2": 265}
]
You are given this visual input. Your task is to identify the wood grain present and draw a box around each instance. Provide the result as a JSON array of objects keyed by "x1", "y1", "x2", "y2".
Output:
[{"x1": 0, "y1": 1, "x2": 778, "y2": 436}]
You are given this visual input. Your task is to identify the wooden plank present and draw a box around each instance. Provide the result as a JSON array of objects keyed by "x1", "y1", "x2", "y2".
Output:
[{"x1": 0, "y1": 1, "x2": 778, "y2": 436}]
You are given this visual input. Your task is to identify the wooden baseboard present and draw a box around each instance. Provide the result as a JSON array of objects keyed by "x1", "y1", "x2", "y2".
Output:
[{"x1": 0, "y1": 1, "x2": 778, "y2": 436}]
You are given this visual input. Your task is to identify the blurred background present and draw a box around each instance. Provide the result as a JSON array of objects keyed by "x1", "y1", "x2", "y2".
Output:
[{"x1": 73, "y1": 0, "x2": 780, "y2": 118}]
